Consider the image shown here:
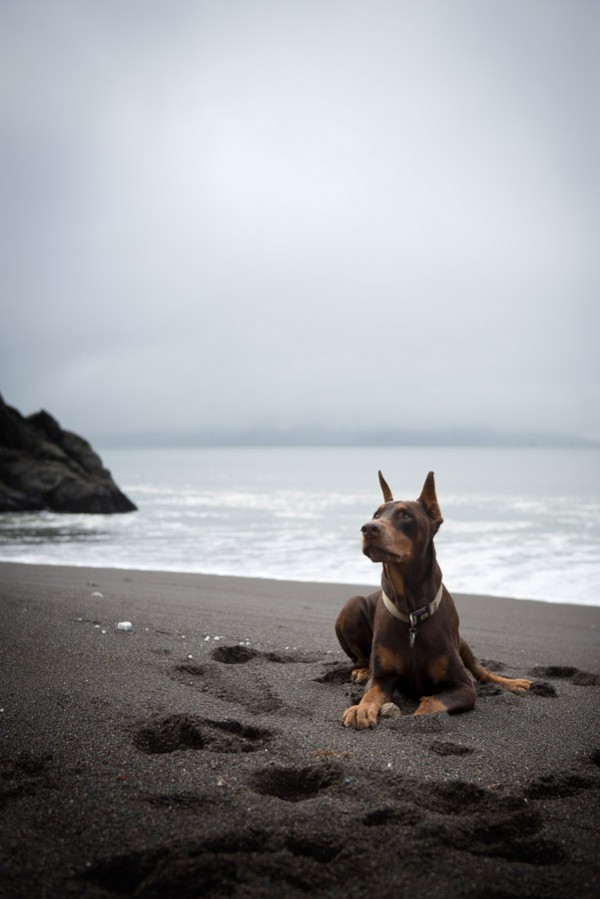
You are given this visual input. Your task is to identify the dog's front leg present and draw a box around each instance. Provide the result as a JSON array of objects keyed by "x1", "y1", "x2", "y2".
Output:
[{"x1": 342, "y1": 674, "x2": 396, "y2": 730}]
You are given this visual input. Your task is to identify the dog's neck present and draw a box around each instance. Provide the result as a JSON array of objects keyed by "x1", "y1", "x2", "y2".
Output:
[{"x1": 381, "y1": 554, "x2": 442, "y2": 616}]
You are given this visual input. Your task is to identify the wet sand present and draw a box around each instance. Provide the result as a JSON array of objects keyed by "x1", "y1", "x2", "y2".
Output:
[{"x1": 1, "y1": 561, "x2": 599, "y2": 898}]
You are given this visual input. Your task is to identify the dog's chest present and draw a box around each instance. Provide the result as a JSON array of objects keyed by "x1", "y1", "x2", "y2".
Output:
[{"x1": 373, "y1": 629, "x2": 452, "y2": 698}]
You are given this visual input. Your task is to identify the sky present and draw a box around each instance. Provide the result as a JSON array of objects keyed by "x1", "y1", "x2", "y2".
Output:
[{"x1": 1, "y1": 0, "x2": 599, "y2": 444}]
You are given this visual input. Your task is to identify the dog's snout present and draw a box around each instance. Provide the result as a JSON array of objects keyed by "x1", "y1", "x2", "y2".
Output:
[{"x1": 361, "y1": 521, "x2": 381, "y2": 538}]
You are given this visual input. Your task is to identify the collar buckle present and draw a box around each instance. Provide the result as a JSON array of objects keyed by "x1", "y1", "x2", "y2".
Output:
[{"x1": 381, "y1": 582, "x2": 444, "y2": 649}]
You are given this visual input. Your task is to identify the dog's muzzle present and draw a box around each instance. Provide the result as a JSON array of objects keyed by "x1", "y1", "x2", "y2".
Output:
[
  {"x1": 361, "y1": 521, "x2": 381, "y2": 540},
  {"x1": 361, "y1": 521, "x2": 388, "y2": 560}
]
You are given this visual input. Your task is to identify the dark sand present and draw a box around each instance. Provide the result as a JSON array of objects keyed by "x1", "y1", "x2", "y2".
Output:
[{"x1": 1, "y1": 562, "x2": 599, "y2": 898}]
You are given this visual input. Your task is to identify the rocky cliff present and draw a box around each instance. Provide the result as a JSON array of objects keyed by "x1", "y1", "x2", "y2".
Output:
[{"x1": 0, "y1": 395, "x2": 137, "y2": 514}]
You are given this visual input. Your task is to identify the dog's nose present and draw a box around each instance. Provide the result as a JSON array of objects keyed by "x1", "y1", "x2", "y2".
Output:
[{"x1": 361, "y1": 521, "x2": 381, "y2": 538}]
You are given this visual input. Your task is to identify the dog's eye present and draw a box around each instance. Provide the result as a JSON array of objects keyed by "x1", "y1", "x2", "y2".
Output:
[
  {"x1": 398, "y1": 509, "x2": 412, "y2": 521},
  {"x1": 373, "y1": 509, "x2": 381, "y2": 519}
]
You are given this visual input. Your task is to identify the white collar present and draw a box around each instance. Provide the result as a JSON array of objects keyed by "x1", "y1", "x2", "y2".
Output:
[{"x1": 381, "y1": 581, "x2": 444, "y2": 625}]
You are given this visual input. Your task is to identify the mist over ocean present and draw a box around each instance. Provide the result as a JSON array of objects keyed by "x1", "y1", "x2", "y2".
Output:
[{"x1": 1, "y1": 446, "x2": 598, "y2": 607}]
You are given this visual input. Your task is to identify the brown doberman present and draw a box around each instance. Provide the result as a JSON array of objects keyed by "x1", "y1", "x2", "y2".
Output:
[{"x1": 336, "y1": 471, "x2": 532, "y2": 729}]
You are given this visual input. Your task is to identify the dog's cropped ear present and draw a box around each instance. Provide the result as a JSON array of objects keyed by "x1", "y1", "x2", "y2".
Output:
[
  {"x1": 378, "y1": 470, "x2": 393, "y2": 503},
  {"x1": 418, "y1": 471, "x2": 443, "y2": 530}
]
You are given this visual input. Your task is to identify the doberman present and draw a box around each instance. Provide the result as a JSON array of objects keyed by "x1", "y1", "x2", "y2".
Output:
[{"x1": 336, "y1": 471, "x2": 532, "y2": 729}]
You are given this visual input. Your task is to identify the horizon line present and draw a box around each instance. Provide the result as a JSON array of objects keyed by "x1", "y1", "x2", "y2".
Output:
[{"x1": 92, "y1": 427, "x2": 599, "y2": 450}]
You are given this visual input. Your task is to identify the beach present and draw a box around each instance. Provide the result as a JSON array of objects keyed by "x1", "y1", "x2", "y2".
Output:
[{"x1": 1, "y1": 561, "x2": 599, "y2": 898}]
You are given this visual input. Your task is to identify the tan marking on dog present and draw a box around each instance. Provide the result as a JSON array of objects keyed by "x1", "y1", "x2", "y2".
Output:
[
  {"x1": 382, "y1": 563, "x2": 406, "y2": 597},
  {"x1": 482, "y1": 672, "x2": 533, "y2": 692},
  {"x1": 414, "y1": 695, "x2": 448, "y2": 715},
  {"x1": 376, "y1": 644, "x2": 403, "y2": 676},
  {"x1": 427, "y1": 654, "x2": 449, "y2": 684},
  {"x1": 351, "y1": 667, "x2": 369, "y2": 683}
]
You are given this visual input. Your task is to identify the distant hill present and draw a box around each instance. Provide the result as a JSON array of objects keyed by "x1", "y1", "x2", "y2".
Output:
[{"x1": 97, "y1": 427, "x2": 599, "y2": 449}]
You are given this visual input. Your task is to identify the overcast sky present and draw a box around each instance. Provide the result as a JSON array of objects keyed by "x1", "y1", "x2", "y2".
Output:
[{"x1": 1, "y1": 0, "x2": 599, "y2": 443}]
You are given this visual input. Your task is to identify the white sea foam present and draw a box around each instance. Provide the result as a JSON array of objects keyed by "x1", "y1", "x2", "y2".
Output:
[{"x1": 1, "y1": 446, "x2": 599, "y2": 606}]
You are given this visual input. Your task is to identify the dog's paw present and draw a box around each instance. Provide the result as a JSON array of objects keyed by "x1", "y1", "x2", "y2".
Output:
[
  {"x1": 342, "y1": 703, "x2": 378, "y2": 730},
  {"x1": 351, "y1": 667, "x2": 369, "y2": 683},
  {"x1": 492, "y1": 675, "x2": 533, "y2": 693},
  {"x1": 506, "y1": 677, "x2": 533, "y2": 692}
]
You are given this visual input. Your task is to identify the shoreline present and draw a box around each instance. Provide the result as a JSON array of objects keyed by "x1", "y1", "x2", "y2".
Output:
[
  {"x1": 1, "y1": 562, "x2": 599, "y2": 897},
  {"x1": 2, "y1": 558, "x2": 598, "y2": 609}
]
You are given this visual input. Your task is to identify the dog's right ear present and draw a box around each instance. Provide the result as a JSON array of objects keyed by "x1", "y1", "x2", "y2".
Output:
[{"x1": 378, "y1": 470, "x2": 393, "y2": 502}]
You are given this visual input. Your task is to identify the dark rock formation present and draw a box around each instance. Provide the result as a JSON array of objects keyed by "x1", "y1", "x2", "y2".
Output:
[{"x1": 0, "y1": 394, "x2": 137, "y2": 514}]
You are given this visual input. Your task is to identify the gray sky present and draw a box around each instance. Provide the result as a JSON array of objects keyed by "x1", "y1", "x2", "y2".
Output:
[{"x1": 1, "y1": 0, "x2": 599, "y2": 443}]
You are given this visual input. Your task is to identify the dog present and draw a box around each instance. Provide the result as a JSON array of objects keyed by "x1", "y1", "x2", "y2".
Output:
[{"x1": 335, "y1": 471, "x2": 532, "y2": 729}]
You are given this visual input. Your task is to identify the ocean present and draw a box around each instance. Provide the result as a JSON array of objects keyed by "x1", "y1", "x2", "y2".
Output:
[{"x1": 1, "y1": 446, "x2": 599, "y2": 606}]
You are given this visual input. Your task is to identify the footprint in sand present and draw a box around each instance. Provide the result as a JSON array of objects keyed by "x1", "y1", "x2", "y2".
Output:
[
  {"x1": 430, "y1": 741, "x2": 475, "y2": 757},
  {"x1": 313, "y1": 662, "x2": 355, "y2": 684},
  {"x1": 363, "y1": 805, "x2": 423, "y2": 827},
  {"x1": 169, "y1": 644, "x2": 322, "y2": 714},
  {"x1": 210, "y1": 645, "x2": 321, "y2": 664},
  {"x1": 0, "y1": 752, "x2": 54, "y2": 804},
  {"x1": 378, "y1": 777, "x2": 573, "y2": 866},
  {"x1": 132, "y1": 714, "x2": 272, "y2": 755},
  {"x1": 170, "y1": 658, "x2": 282, "y2": 714},
  {"x1": 530, "y1": 665, "x2": 599, "y2": 686},
  {"x1": 524, "y1": 769, "x2": 600, "y2": 799},
  {"x1": 439, "y1": 806, "x2": 570, "y2": 866},
  {"x1": 250, "y1": 761, "x2": 344, "y2": 803},
  {"x1": 83, "y1": 830, "x2": 341, "y2": 896}
]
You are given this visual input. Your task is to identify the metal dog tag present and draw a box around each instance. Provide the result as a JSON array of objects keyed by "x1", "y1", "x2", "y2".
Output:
[{"x1": 409, "y1": 627, "x2": 417, "y2": 649}]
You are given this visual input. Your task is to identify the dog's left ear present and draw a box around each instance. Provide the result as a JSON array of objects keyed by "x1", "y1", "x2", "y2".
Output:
[
  {"x1": 418, "y1": 471, "x2": 443, "y2": 531},
  {"x1": 378, "y1": 470, "x2": 393, "y2": 502}
]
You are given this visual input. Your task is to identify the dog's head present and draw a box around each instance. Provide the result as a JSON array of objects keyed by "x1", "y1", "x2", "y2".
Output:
[{"x1": 361, "y1": 471, "x2": 444, "y2": 565}]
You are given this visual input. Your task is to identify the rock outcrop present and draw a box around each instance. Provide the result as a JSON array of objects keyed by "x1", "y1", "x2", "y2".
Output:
[{"x1": 0, "y1": 394, "x2": 137, "y2": 514}]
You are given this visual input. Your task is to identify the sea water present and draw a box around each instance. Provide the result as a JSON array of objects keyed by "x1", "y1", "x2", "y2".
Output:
[{"x1": 0, "y1": 446, "x2": 598, "y2": 606}]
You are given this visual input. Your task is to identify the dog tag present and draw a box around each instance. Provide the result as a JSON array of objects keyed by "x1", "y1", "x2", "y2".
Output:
[{"x1": 409, "y1": 627, "x2": 417, "y2": 649}]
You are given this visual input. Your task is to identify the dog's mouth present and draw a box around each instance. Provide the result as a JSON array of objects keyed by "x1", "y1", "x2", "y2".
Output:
[{"x1": 362, "y1": 541, "x2": 406, "y2": 563}]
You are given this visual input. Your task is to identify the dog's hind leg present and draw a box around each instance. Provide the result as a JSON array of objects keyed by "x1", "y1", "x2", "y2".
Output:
[
  {"x1": 414, "y1": 681, "x2": 476, "y2": 715},
  {"x1": 335, "y1": 593, "x2": 377, "y2": 683},
  {"x1": 460, "y1": 638, "x2": 532, "y2": 692}
]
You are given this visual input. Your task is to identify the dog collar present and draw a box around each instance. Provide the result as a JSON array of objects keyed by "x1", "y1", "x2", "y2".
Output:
[{"x1": 382, "y1": 583, "x2": 444, "y2": 647}]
